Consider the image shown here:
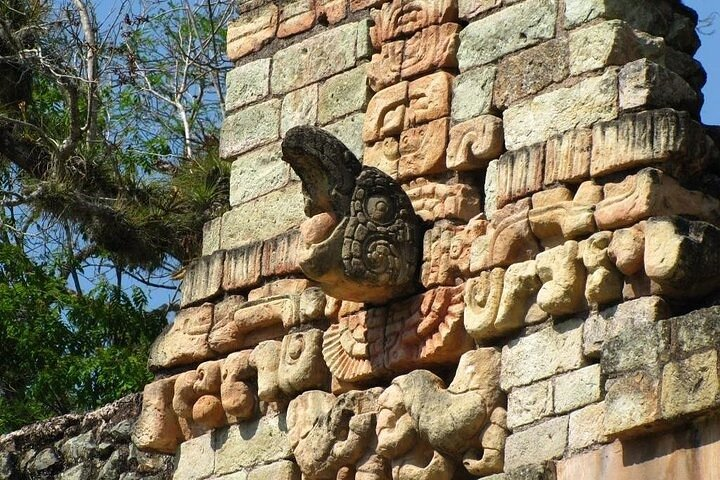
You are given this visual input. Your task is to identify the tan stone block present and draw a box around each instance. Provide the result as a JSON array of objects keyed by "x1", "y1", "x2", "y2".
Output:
[
  {"x1": 459, "y1": 0, "x2": 500, "y2": 20},
  {"x1": 507, "y1": 379, "x2": 553, "y2": 430},
  {"x1": 249, "y1": 340, "x2": 283, "y2": 401},
  {"x1": 544, "y1": 128, "x2": 591, "y2": 186},
  {"x1": 662, "y1": 350, "x2": 719, "y2": 419},
  {"x1": 316, "y1": 0, "x2": 347, "y2": 23},
  {"x1": 277, "y1": 0, "x2": 316, "y2": 38},
  {"x1": 582, "y1": 232, "x2": 624, "y2": 308},
  {"x1": 281, "y1": 84, "x2": 318, "y2": 136},
  {"x1": 401, "y1": 23, "x2": 459, "y2": 79},
  {"x1": 226, "y1": 5, "x2": 278, "y2": 60},
  {"x1": 364, "y1": 138, "x2": 400, "y2": 178},
  {"x1": 404, "y1": 179, "x2": 482, "y2": 222},
  {"x1": 181, "y1": 250, "x2": 225, "y2": 308},
  {"x1": 464, "y1": 269, "x2": 505, "y2": 342},
  {"x1": 604, "y1": 371, "x2": 660, "y2": 437},
  {"x1": 148, "y1": 304, "x2": 214, "y2": 370},
  {"x1": 607, "y1": 223, "x2": 645, "y2": 276},
  {"x1": 223, "y1": 241, "x2": 263, "y2": 292},
  {"x1": 406, "y1": 71, "x2": 452, "y2": 127},
  {"x1": 504, "y1": 416, "x2": 568, "y2": 471},
  {"x1": 323, "y1": 309, "x2": 387, "y2": 383},
  {"x1": 569, "y1": 20, "x2": 644, "y2": 76},
  {"x1": 398, "y1": 117, "x2": 449, "y2": 180},
  {"x1": 249, "y1": 460, "x2": 300, "y2": 480},
  {"x1": 421, "y1": 219, "x2": 483, "y2": 288},
  {"x1": 594, "y1": 168, "x2": 720, "y2": 230},
  {"x1": 496, "y1": 260, "x2": 541, "y2": 332},
  {"x1": 201, "y1": 217, "x2": 222, "y2": 256},
  {"x1": 528, "y1": 186, "x2": 597, "y2": 248},
  {"x1": 367, "y1": 41, "x2": 403, "y2": 93},
  {"x1": 619, "y1": 59, "x2": 700, "y2": 115},
  {"x1": 536, "y1": 241, "x2": 587, "y2": 317},
  {"x1": 261, "y1": 230, "x2": 302, "y2": 278},
  {"x1": 278, "y1": 329, "x2": 329, "y2": 396},
  {"x1": 447, "y1": 115, "x2": 504, "y2": 172},
  {"x1": 554, "y1": 365, "x2": 602, "y2": 414},
  {"x1": 174, "y1": 432, "x2": 215, "y2": 480},
  {"x1": 214, "y1": 415, "x2": 293, "y2": 474},
  {"x1": 350, "y1": 0, "x2": 382, "y2": 10},
  {"x1": 248, "y1": 279, "x2": 313, "y2": 302},
  {"x1": 470, "y1": 198, "x2": 540, "y2": 273},
  {"x1": 369, "y1": 0, "x2": 457, "y2": 46},
  {"x1": 497, "y1": 144, "x2": 545, "y2": 208},
  {"x1": 568, "y1": 402, "x2": 608, "y2": 451},
  {"x1": 362, "y1": 82, "x2": 408, "y2": 143},
  {"x1": 132, "y1": 377, "x2": 183, "y2": 454}
]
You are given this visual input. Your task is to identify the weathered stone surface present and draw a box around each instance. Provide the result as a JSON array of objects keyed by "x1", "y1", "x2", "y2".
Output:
[
  {"x1": 554, "y1": 365, "x2": 602, "y2": 414},
  {"x1": 528, "y1": 185, "x2": 599, "y2": 248},
  {"x1": 544, "y1": 129, "x2": 591, "y2": 185},
  {"x1": 230, "y1": 143, "x2": 292, "y2": 207},
  {"x1": 271, "y1": 22, "x2": 361, "y2": 95},
  {"x1": 607, "y1": 223, "x2": 645, "y2": 276},
  {"x1": 458, "y1": 0, "x2": 556, "y2": 70},
  {"x1": 507, "y1": 380, "x2": 553, "y2": 430},
  {"x1": 504, "y1": 69, "x2": 619, "y2": 150},
  {"x1": 402, "y1": 23, "x2": 459, "y2": 79},
  {"x1": 364, "y1": 138, "x2": 400, "y2": 178},
  {"x1": 501, "y1": 319, "x2": 585, "y2": 390},
  {"x1": 535, "y1": 241, "x2": 587, "y2": 316},
  {"x1": 248, "y1": 460, "x2": 300, "y2": 480},
  {"x1": 569, "y1": 20, "x2": 645, "y2": 76},
  {"x1": 464, "y1": 269, "x2": 505, "y2": 341},
  {"x1": 318, "y1": 65, "x2": 370, "y2": 125},
  {"x1": 404, "y1": 179, "x2": 482, "y2": 222},
  {"x1": 250, "y1": 340, "x2": 283, "y2": 401},
  {"x1": 447, "y1": 115, "x2": 504, "y2": 171},
  {"x1": 181, "y1": 250, "x2": 225, "y2": 307},
  {"x1": 494, "y1": 39, "x2": 569, "y2": 110},
  {"x1": 280, "y1": 84, "x2": 318, "y2": 137},
  {"x1": 202, "y1": 217, "x2": 222, "y2": 256},
  {"x1": 564, "y1": 0, "x2": 676, "y2": 33},
  {"x1": 362, "y1": 81, "x2": 407, "y2": 143},
  {"x1": 133, "y1": 378, "x2": 183, "y2": 454},
  {"x1": 661, "y1": 350, "x2": 719, "y2": 419},
  {"x1": 406, "y1": 71, "x2": 452, "y2": 127},
  {"x1": 226, "y1": 5, "x2": 278, "y2": 60},
  {"x1": 215, "y1": 414, "x2": 293, "y2": 474},
  {"x1": 277, "y1": 0, "x2": 315, "y2": 38},
  {"x1": 451, "y1": 66, "x2": 495, "y2": 123},
  {"x1": 504, "y1": 416, "x2": 568, "y2": 471},
  {"x1": 370, "y1": 0, "x2": 457, "y2": 45},
  {"x1": 601, "y1": 319, "x2": 669, "y2": 375},
  {"x1": 582, "y1": 231, "x2": 624, "y2": 308},
  {"x1": 148, "y1": 304, "x2": 214, "y2": 370},
  {"x1": 220, "y1": 183, "x2": 305, "y2": 250},
  {"x1": 459, "y1": 0, "x2": 500, "y2": 21},
  {"x1": 674, "y1": 306, "x2": 720, "y2": 355},
  {"x1": 278, "y1": 329, "x2": 330, "y2": 395},
  {"x1": 568, "y1": 402, "x2": 608, "y2": 451},
  {"x1": 220, "y1": 99, "x2": 281, "y2": 159},
  {"x1": 222, "y1": 241, "x2": 263, "y2": 292},
  {"x1": 173, "y1": 433, "x2": 214, "y2": 480},
  {"x1": 398, "y1": 117, "x2": 449, "y2": 180},
  {"x1": 421, "y1": 218, "x2": 484, "y2": 288},
  {"x1": 604, "y1": 371, "x2": 660, "y2": 437},
  {"x1": 590, "y1": 109, "x2": 708, "y2": 177},
  {"x1": 497, "y1": 144, "x2": 545, "y2": 207},
  {"x1": 317, "y1": 0, "x2": 347, "y2": 24},
  {"x1": 484, "y1": 159, "x2": 499, "y2": 219},
  {"x1": 619, "y1": 59, "x2": 699, "y2": 114},
  {"x1": 367, "y1": 41, "x2": 403, "y2": 92},
  {"x1": 226, "y1": 58, "x2": 271, "y2": 112}
]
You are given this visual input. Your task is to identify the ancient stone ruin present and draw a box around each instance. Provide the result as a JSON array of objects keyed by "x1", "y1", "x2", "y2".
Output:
[{"x1": 4, "y1": 0, "x2": 720, "y2": 478}]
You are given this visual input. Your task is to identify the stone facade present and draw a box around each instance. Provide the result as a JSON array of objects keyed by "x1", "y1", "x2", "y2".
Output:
[{"x1": 131, "y1": 0, "x2": 720, "y2": 479}]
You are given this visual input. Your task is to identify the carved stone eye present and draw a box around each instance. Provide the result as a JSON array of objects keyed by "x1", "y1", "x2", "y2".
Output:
[{"x1": 366, "y1": 195, "x2": 395, "y2": 224}]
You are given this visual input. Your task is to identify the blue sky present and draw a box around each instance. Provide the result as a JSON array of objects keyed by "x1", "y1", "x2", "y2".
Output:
[{"x1": 685, "y1": 0, "x2": 719, "y2": 123}]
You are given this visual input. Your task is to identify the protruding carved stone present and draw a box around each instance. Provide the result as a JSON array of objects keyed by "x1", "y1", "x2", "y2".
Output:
[
  {"x1": 406, "y1": 72, "x2": 452, "y2": 128},
  {"x1": 133, "y1": 377, "x2": 184, "y2": 454},
  {"x1": 363, "y1": 82, "x2": 408, "y2": 143},
  {"x1": 421, "y1": 218, "x2": 485, "y2": 288},
  {"x1": 221, "y1": 351, "x2": 256, "y2": 422},
  {"x1": 277, "y1": 0, "x2": 316, "y2": 38},
  {"x1": 402, "y1": 23, "x2": 460, "y2": 79},
  {"x1": 447, "y1": 116, "x2": 504, "y2": 172},
  {"x1": 544, "y1": 128, "x2": 591, "y2": 185},
  {"x1": 404, "y1": 179, "x2": 482, "y2": 222},
  {"x1": 496, "y1": 260, "x2": 542, "y2": 331},
  {"x1": 323, "y1": 309, "x2": 387, "y2": 383},
  {"x1": 368, "y1": 41, "x2": 403, "y2": 93},
  {"x1": 283, "y1": 126, "x2": 421, "y2": 303},
  {"x1": 249, "y1": 340, "x2": 283, "y2": 402},
  {"x1": 398, "y1": 117, "x2": 449, "y2": 180},
  {"x1": 497, "y1": 144, "x2": 545, "y2": 208},
  {"x1": 223, "y1": 241, "x2": 263, "y2": 292},
  {"x1": 279, "y1": 329, "x2": 330, "y2": 395},
  {"x1": 370, "y1": 0, "x2": 457, "y2": 47},
  {"x1": 536, "y1": 241, "x2": 587, "y2": 316},
  {"x1": 365, "y1": 138, "x2": 401, "y2": 179},
  {"x1": 181, "y1": 250, "x2": 224, "y2": 307},
  {"x1": 148, "y1": 304, "x2": 215, "y2": 371},
  {"x1": 464, "y1": 269, "x2": 504, "y2": 341},
  {"x1": 608, "y1": 223, "x2": 646, "y2": 276},
  {"x1": 582, "y1": 232, "x2": 624, "y2": 309},
  {"x1": 528, "y1": 184, "x2": 599, "y2": 248}
]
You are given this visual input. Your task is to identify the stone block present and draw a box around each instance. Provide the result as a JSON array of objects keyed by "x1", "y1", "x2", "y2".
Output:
[
  {"x1": 507, "y1": 380, "x2": 553, "y2": 430},
  {"x1": 280, "y1": 84, "x2": 318, "y2": 137},
  {"x1": 316, "y1": 0, "x2": 347, "y2": 24},
  {"x1": 401, "y1": 23, "x2": 459, "y2": 79},
  {"x1": 447, "y1": 115, "x2": 504, "y2": 171},
  {"x1": 323, "y1": 112, "x2": 365, "y2": 159},
  {"x1": 277, "y1": 0, "x2": 316, "y2": 38},
  {"x1": 674, "y1": 306, "x2": 720, "y2": 355},
  {"x1": 148, "y1": 304, "x2": 214, "y2": 370},
  {"x1": 528, "y1": 185, "x2": 598, "y2": 248},
  {"x1": 568, "y1": 402, "x2": 608, "y2": 451},
  {"x1": 226, "y1": 58, "x2": 271, "y2": 112},
  {"x1": 398, "y1": 117, "x2": 449, "y2": 180},
  {"x1": 451, "y1": 66, "x2": 495, "y2": 123},
  {"x1": 370, "y1": 0, "x2": 457, "y2": 45},
  {"x1": 202, "y1": 217, "x2": 222, "y2": 256},
  {"x1": 564, "y1": 0, "x2": 675, "y2": 34},
  {"x1": 484, "y1": 159, "x2": 499, "y2": 219},
  {"x1": 227, "y1": 4, "x2": 278, "y2": 60},
  {"x1": 406, "y1": 71, "x2": 452, "y2": 127},
  {"x1": 271, "y1": 22, "x2": 360, "y2": 95},
  {"x1": 248, "y1": 279, "x2": 312, "y2": 302},
  {"x1": 619, "y1": 59, "x2": 700, "y2": 114},
  {"x1": 459, "y1": 0, "x2": 500, "y2": 21},
  {"x1": 535, "y1": 241, "x2": 586, "y2": 316},
  {"x1": 367, "y1": 41, "x2": 403, "y2": 92},
  {"x1": 364, "y1": 138, "x2": 399, "y2": 178},
  {"x1": 356, "y1": 18, "x2": 373, "y2": 60},
  {"x1": 544, "y1": 129, "x2": 591, "y2": 185},
  {"x1": 223, "y1": 241, "x2": 263, "y2": 293},
  {"x1": 604, "y1": 371, "x2": 660, "y2": 437},
  {"x1": 220, "y1": 100, "x2": 281, "y2": 159},
  {"x1": 362, "y1": 82, "x2": 408, "y2": 143},
  {"x1": 505, "y1": 416, "x2": 569, "y2": 471},
  {"x1": 497, "y1": 144, "x2": 545, "y2": 207},
  {"x1": 173, "y1": 433, "x2": 214, "y2": 480},
  {"x1": 133, "y1": 378, "x2": 183, "y2": 454},
  {"x1": 181, "y1": 250, "x2": 225, "y2": 307},
  {"x1": 494, "y1": 39, "x2": 569, "y2": 110},
  {"x1": 661, "y1": 350, "x2": 719, "y2": 419},
  {"x1": 601, "y1": 319, "x2": 669, "y2": 375},
  {"x1": 318, "y1": 65, "x2": 369, "y2": 125},
  {"x1": 501, "y1": 318, "x2": 585, "y2": 390},
  {"x1": 569, "y1": 20, "x2": 644, "y2": 76},
  {"x1": 230, "y1": 143, "x2": 292, "y2": 206},
  {"x1": 504, "y1": 69, "x2": 618, "y2": 150},
  {"x1": 261, "y1": 230, "x2": 302, "y2": 278},
  {"x1": 214, "y1": 414, "x2": 293, "y2": 474},
  {"x1": 248, "y1": 460, "x2": 300, "y2": 480},
  {"x1": 458, "y1": 0, "x2": 556, "y2": 70},
  {"x1": 404, "y1": 179, "x2": 482, "y2": 222},
  {"x1": 554, "y1": 365, "x2": 602, "y2": 414}
]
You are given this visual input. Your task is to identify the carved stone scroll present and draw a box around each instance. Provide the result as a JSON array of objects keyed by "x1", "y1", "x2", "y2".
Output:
[
  {"x1": 370, "y1": 0, "x2": 457, "y2": 47},
  {"x1": 401, "y1": 23, "x2": 459, "y2": 79}
]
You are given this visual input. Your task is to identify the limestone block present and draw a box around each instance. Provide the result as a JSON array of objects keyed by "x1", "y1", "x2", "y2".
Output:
[
  {"x1": 248, "y1": 460, "x2": 300, "y2": 480},
  {"x1": 536, "y1": 241, "x2": 586, "y2": 316},
  {"x1": 356, "y1": 18, "x2": 373, "y2": 60},
  {"x1": 501, "y1": 318, "x2": 585, "y2": 390},
  {"x1": 181, "y1": 250, "x2": 224, "y2": 307},
  {"x1": 661, "y1": 350, "x2": 719, "y2": 419},
  {"x1": 280, "y1": 84, "x2": 318, "y2": 137},
  {"x1": 406, "y1": 72, "x2": 452, "y2": 127},
  {"x1": 528, "y1": 185, "x2": 598, "y2": 248},
  {"x1": 225, "y1": 58, "x2": 271, "y2": 112},
  {"x1": 221, "y1": 351, "x2": 256, "y2": 422},
  {"x1": 398, "y1": 117, "x2": 449, "y2": 180},
  {"x1": 367, "y1": 41, "x2": 403, "y2": 92},
  {"x1": 507, "y1": 380, "x2": 553, "y2": 430},
  {"x1": 364, "y1": 138, "x2": 400, "y2": 179},
  {"x1": 601, "y1": 320, "x2": 669, "y2": 375},
  {"x1": 493, "y1": 39, "x2": 569, "y2": 110},
  {"x1": 421, "y1": 221, "x2": 476, "y2": 288},
  {"x1": 202, "y1": 217, "x2": 222, "y2": 256},
  {"x1": 214, "y1": 414, "x2": 293, "y2": 474},
  {"x1": 226, "y1": 4, "x2": 278, "y2": 60},
  {"x1": 564, "y1": 0, "x2": 677, "y2": 33},
  {"x1": 459, "y1": 0, "x2": 499, "y2": 21},
  {"x1": 594, "y1": 168, "x2": 720, "y2": 230},
  {"x1": 318, "y1": 65, "x2": 370, "y2": 125},
  {"x1": 271, "y1": 22, "x2": 360, "y2": 95},
  {"x1": 619, "y1": 59, "x2": 699, "y2": 115},
  {"x1": 248, "y1": 279, "x2": 312, "y2": 302},
  {"x1": 220, "y1": 99, "x2": 281, "y2": 159},
  {"x1": 221, "y1": 244, "x2": 262, "y2": 298},
  {"x1": 568, "y1": 402, "x2": 608, "y2": 451},
  {"x1": 316, "y1": 0, "x2": 347, "y2": 24},
  {"x1": 581, "y1": 232, "x2": 624, "y2": 308},
  {"x1": 504, "y1": 416, "x2": 568, "y2": 471},
  {"x1": 471, "y1": 198, "x2": 539, "y2": 273},
  {"x1": 401, "y1": 23, "x2": 459, "y2": 79},
  {"x1": 370, "y1": 0, "x2": 457, "y2": 46},
  {"x1": 554, "y1": 365, "x2": 602, "y2": 414},
  {"x1": 674, "y1": 306, "x2": 720, "y2": 355},
  {"x1": 277, "y1": 0, "x2": 316, "y2": 38},
  {"x1": 229, "y1": 143, "x2": 292, "y2": 206},
  {"x1": 569, "y1": 20, "x2": 644, "y2": 76},
  {"x1": 543, "y1": 128, "x2": 591, "y2": 186},
  {"x1": 447, "y1": 115, "x2": 504, "y2": 172},
  {"x1": 249, "y1": 340, "x2": 283, "y2": 402},
  {"x1": 278, "y1": 329, "x2": 329, "y2": 395},
  {"x1": 464, "y1": 269, "x2": 505, "y2": 342},
  {"x1": 323, "y1": 112, "x2": 366, "y2": 160},
  {"x1": 148, "y1": 304, "x2": 214, "y2": 370},
  {"x1": 590, "y1": 109, "x2": 708, "y2": 178},
  {"x1": 173, "y1": 432, "x2": 214, "y2": 480},
  {"x1": 604, "y1": 371, "x2": 660, "y2": 437},
  {"x1": 451, "y1": 66, "x2": 495, "y2": 123},
  {"x1": 504, "y1": 69, "x2": 619, "y2": 150},
  {"x1": 496, "y1": 260, "x2": 542, "y2": 331},
  {"x1": 484, "y1": 159, "x2": 499, "y2": 220},
  {"x1": 607, "y1": 223, "x2": 645, "y2": 276},
  {"x1": 133, "y1": 378, "x2": 183, "y2": 454},
  {"x1": 362, "y1": 82, "x2": 408, "y2": 143},
  {"x1": 458, "y1": 0, "x2": 556, "y2": 70},
  {"x1": 496, "y1": 144, "x2": 544, "y2": 207},
  {"x1": 404, "y1": 179, "x2": 482, "y2": 222}
]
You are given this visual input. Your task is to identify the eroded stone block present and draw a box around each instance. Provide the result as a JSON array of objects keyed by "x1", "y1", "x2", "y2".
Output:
[
  {"x1": 528, "y1": 185, "x2": 598, "y2": 248},
  {"x1": 406, "y1": 72, "x2": 452, "y2": 127},
  {"x1": 133, "y1": 378, "x2": 183, "y2": 454},
  {"x1": 226, "y1": 4, "x2": 278, "y2": 60},
  {"x1": 497, "y1": 144, "x2": 545, "y2": 208},
  {"x1": 544, "y1": 128, "x2": 592, "y2": 186},
  {"x1": 604, "y1": 371, "x2": 660, "y2": 437},
  {"x1": 661, "y1": 350, "x2": 719, "y2": 419},
  {"x1": 277, "y1": 0, "x2": 316, "y2": 38},
  {"x1": 149, "y1": 304, "x2": 215, "y2": 370},
  {"x1": 367, "y1": 41, "x2": 403, "y2": 92},
  {"x1": 362, "y1": 82, "x2": 408, "y2": 143},
  {"x1": 402, "y1": 23, "x2": 459, "y2": 79},
  {"x1": 364, "y1": 138, "x2": 400, "y2": 178},
  {"x1": 536, "y1": 241, "x2": 587, "y2": 317},
  {"x1": 370, "y1": 0, "x2": 457, "y2": 46},
  {"x1": 181, "y1": 250, "x2": 225, "y2": 307},
  {"x1": 582, "y1": 231, "x2": 623, "y2": 308},
  {"x1": 404, "y1": 179, "x2": 482, "y2": 222},
  {"x1": 398, "y1": 117, "x2": 449, "y2": 180},
  {"x1": 447, "y1": 115, "x2": 504, "y2": 171},
  {"x1": 619, "y1": 59, "x2": 699, "y2": 114}
]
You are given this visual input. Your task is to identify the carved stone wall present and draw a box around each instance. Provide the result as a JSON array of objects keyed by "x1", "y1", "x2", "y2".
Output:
[{"x1": 133, "y1": 0, "x2": 720, "y2": 479}]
